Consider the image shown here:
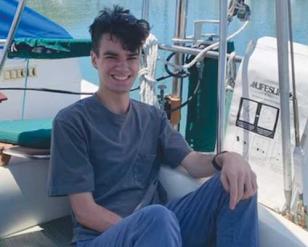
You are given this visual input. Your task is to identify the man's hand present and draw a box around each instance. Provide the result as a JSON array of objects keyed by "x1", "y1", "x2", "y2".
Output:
[
  {"x1": 181, "y1": 151, "x2": 257, "y2": 210},
  {"x1": 69, "y1": 192, "x2": 122, "y2": 232},
  {"x1": 218, "y1": 152, "x2": 257, "y2": 210}
]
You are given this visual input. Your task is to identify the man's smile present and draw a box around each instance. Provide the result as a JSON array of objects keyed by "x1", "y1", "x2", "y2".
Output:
[{"x1": 111, "y1": 74, "x2": 131, "y2": 81}]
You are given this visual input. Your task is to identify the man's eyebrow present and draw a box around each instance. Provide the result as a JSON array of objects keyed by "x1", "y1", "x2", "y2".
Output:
[
  {"x1": 128, "y1": 51, "x2": 139, "y2": 56},
  {"x1": 103, "y1": 51, "x2": 118, "y2": 56}
]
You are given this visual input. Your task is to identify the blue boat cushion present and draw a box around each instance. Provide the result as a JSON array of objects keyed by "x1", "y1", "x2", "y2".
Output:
[{"x1": 0, "y1": 119, "x2": 52, "y2": 149}]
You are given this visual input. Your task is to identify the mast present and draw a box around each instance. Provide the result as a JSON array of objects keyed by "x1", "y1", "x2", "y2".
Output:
[
  {"x1": 141, "y1": 0, "x2": 150, "y2": 21},
  {"x1": 172, "y1": 0, "x2": 188, "y2": 98},
  {"x1": 216, "y1": 0, "x2": 229, "y2": 153},
  {"x1": 275, "y1": 0, "x2": 292, "y2": 211}
]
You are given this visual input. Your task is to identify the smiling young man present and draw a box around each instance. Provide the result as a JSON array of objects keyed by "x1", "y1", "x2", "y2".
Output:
[
  {"x1": 48, "y1": 5, "x2": 259, "y2": 247},
  {"x1": 93, "y1": 34, "x2": 140, "y2": 109}
]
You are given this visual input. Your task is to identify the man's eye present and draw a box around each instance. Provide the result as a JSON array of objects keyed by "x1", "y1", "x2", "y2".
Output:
[{"x1": 128, "y1": 56, "x2": 138, "y2": 60}]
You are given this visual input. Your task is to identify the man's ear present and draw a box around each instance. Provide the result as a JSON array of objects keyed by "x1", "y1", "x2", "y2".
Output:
[{"x1": 90, "y1": 50, "x2": 98, "y2": 69}]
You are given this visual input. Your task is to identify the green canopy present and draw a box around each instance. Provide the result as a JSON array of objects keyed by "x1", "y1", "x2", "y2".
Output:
[{"x1": 8, "y1": 38, "x2": 92, "y2": 59}]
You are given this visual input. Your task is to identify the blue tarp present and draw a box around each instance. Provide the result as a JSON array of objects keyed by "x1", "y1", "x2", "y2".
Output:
[{"x1": 0, "y1": 0, "x2": 72, "y2": 39}]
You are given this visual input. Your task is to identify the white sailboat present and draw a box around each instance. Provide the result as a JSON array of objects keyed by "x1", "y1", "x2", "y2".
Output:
[{"x1": 0, "y1": 0, "x2": 308, "y2": 246}]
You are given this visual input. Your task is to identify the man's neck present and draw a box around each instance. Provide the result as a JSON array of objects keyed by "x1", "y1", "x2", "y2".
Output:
[{"x1": 96, "y1": 89, "x2": 130, "y2": 115}]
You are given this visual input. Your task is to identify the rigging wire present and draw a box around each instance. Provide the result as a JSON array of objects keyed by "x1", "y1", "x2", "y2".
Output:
[
  {"x1": 131, "y1": 74, "x2": 173, "y2": 92},
  {"x1": 0, "y1": 75, "x2": 174, "y2": 95},
  {"x1": 21, "y1": 59, "x2": 29, "y2": 119},
  {"x1": 287, "y1": 0, "x2": 300, "y2": 146},
  {"x1": 0, "y1": 87, "x2": 94, "y2": 95}
]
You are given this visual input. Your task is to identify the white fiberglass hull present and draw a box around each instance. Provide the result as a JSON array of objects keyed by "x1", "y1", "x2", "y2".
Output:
[
  {"x1": 0, "y1": 157, "x2": 70, "y2": 237},
  {"x1": 2, "y1": 163, "x2": 308, "y2": 246}
]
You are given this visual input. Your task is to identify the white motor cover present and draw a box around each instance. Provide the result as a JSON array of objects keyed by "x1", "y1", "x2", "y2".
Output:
[{"x1": 225, "y1": 36, "x2": 308, "y2": 210}]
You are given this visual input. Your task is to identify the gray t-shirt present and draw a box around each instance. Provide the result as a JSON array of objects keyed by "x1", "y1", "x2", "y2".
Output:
[{"x1": 48, "y1": 95, "x2": 192, "y2": 242}]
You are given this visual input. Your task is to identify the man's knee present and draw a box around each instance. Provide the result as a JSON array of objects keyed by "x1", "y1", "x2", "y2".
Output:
[
  {"x1": 209, "y1": 174, "x2": 258, "y2": 208},
  {"x1": 132, "y1": 205, "x2": 181, "y2": 245},
  {"x1": 141, "y1": 205, "x2": 177, "y2": 221},
  {"x1": 199, "y1": 172, "x2": 225, "y2": 194},
  {"x1": 139, "y1": 205, "x2": 179, "y2": 228}
]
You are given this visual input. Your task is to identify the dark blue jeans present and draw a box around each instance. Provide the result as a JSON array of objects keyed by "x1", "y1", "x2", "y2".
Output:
[{"x1": 77, "y1": 174, "x2": 259, "y2": 247}]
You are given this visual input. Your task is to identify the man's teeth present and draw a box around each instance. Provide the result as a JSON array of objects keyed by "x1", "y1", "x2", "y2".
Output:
[{"x1": 112, "y1": 75, "x2": 129, "y2": 80}]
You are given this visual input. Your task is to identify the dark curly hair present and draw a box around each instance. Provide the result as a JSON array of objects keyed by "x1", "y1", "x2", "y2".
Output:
[{"x1": 89, "y1": 5, "x2": 150, "y2": 54}]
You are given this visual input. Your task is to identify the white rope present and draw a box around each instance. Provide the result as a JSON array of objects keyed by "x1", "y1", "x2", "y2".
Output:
[
  {"x1": 226, "y1": 51, "x2": 237, "y2": 90},
  {"x1": 139, "y1": 33, "x2": 159, "y2": 106},
  {"x1": 227, "y1": 0, "x2": 241, "y2": 20}
]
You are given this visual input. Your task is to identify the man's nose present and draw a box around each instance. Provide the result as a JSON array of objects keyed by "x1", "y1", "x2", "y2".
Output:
[{"x1": 115, "y1": 60, "x2": 129, "y2": 71}]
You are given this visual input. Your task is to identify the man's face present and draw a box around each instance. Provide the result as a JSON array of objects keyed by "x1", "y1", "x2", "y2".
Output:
[{"x1": 91, "y1": 34, "x2": 140, "y2": 95}]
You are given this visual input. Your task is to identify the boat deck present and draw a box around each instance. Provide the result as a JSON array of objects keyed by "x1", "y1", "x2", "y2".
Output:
[{"x1": 0, "y1": 216, "x2": 72, "y2": 247}]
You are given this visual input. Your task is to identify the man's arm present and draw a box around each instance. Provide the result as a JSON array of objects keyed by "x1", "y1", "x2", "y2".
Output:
[
  {"x1": 181, "y1": 151, "x2": 257, "y2": 210},
  {"x1": 180, "y1": 151, "x2": 216, "y2": 178},
  {"x1": 69, "y1": 192, "x2": 122, "y2": 232}
]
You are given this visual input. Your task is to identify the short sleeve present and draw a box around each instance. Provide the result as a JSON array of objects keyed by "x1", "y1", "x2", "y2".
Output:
[
  {"x1": 48, "y1": 117, "x2": 94, "y2": 196},
  {"x1": 159, "y1": 111, "x2": 192, "y2": 168}
]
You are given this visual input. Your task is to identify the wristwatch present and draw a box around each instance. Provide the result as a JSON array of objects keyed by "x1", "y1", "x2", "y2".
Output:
[{"x1": 211, "y1": 151, "x2": 228, "y2": 171}]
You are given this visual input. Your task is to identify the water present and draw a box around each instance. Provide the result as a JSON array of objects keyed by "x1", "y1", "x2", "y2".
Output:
[
  {"x1": 26, "y1": 0, "x2": 308, "y2": 132},
  {"x1": 27, "y1": 0, "x2": 308, "y2": 79}
]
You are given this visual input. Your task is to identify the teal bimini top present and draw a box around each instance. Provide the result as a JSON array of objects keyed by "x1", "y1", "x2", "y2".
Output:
[
  {"x1": 0, "y1": 119, "x2": 52, "y2": 149},
  {"x1": 0, "y1": 0, "x2": 71, "y2": 39}
]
